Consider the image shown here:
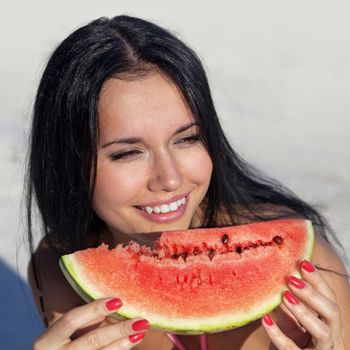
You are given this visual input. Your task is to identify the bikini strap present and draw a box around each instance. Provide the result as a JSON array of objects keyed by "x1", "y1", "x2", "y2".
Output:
[{"x1": 165, "y1": 333, "x2": 208, "y2": 350}]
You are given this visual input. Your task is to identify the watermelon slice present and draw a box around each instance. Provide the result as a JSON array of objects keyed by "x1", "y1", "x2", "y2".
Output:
[{"x1": 60, "y1": 219, "x2": 314, "y2": 334}]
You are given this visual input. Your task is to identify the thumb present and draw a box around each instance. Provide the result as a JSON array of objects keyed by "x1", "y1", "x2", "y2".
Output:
[{"x1": 274, "y1": 304, "x2": 311, "y2": 347}]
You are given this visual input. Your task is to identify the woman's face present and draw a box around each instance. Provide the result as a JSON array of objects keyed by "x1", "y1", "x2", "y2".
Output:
[{"x1": 93, "y1": 72, "x2": 213, "y2": 241}]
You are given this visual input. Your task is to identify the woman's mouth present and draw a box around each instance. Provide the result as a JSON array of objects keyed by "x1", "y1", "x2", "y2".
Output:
[
  {"x1": 139, "y1": 197, "x2": 186, "y2": 214},
  {"x1": 134, "y1": 194, "x2": 189, "y2": 223}
]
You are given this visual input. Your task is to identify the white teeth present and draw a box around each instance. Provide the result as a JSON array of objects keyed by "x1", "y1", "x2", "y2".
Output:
[
  {"x1": 140, "y1": 196, "x2": 186, "y2": 214},
  {"x1": 160, "y1": 204, "x2": 170, "y2": 213},
  {"x1": 154, "y1": 207, "x2": 161, "y2": 214},
  {"x1": 145, "y1": 207, "x2": 153, "y2": 214},
  {"x1": 169, "y1": 202, "x2": 178, "y2": 211}
]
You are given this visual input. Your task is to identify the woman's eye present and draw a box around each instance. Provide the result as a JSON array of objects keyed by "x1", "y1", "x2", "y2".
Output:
[
  {"x1": 109, "y1": 150, "x2": 142, "y2": 161},
  {"x1": 175, "y1": 134, "x2": 201, "y2": 145}
]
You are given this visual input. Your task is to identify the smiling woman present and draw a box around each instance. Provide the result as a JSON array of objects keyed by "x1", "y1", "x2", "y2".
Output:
[
  {"x1": 93, "y1": 73, "x2": 212, "y2": 236},
  {"x1": 26, "y1": 15, "x2": 349, "y2": 350}
]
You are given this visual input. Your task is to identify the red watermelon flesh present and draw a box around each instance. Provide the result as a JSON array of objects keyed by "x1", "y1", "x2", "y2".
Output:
[{"x1": 60, "y1": 219, "x2": 314, "y2": 334}]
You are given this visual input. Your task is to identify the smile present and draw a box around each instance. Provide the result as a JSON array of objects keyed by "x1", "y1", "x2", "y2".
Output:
[
  {"x1": 134, "y1": 194, "x2": 189, "y2": 223},
  {"x1": 140, "y1": 197, "x2": 186, "y2": 214}
]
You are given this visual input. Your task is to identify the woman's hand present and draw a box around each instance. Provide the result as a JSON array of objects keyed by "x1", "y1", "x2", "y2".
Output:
[
  {"x1": 261, "y1": 260, "x2": 344, "y2": 349},
  {"x1": 33, "y1": 297, "x2": 149, "y2": 349}
]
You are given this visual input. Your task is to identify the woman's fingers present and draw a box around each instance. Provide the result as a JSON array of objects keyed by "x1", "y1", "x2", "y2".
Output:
[
  {"x1": 59, "y1": 298, "x2": 123, "y2": 340},
  {"x1": 34, "y1": 298, "x2": 150, "y2": 350},
  {"x1": 288, "y1": 275, "x2": 341, "y2": 330},
  {"x1": 284, "y1": 262, "x2": 342, "y2": 349},
  {"x1": 34, "y1": 297, "x2": 123, "y2": 349},
  {"x1": 262, "y1": 261, "x2": 343, "y2": 350},
  {"x1": 101, "y1": 333, "x2": 146, "y2": 350},
  {"x1": 262, "y1": 304, "x2": 330, "y2": 350},
  {"x1": 300, "y1": 260, "x2": 337, "y2": 303},
  {"x1": 274, "y1": 304, "x2": 310, "y2": 347},
  {"x1": 262, "y1": 314, "x2": 303, "y2": 349},
  {"x1": 282, "y1": 290, "x2": 333, "y2": 348},
  {"x1": 66, "y1": 318, "x2": 149, "y2": 350}
]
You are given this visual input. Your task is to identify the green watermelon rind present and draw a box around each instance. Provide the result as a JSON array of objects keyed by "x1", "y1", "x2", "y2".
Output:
[{"x1": 59, "y1": 220, "x2": 314, "y2": 334}]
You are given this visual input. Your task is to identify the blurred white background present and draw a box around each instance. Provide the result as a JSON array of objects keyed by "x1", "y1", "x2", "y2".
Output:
[{"x1": 1, "y1": 0, "x2": 349, "y2": 348}]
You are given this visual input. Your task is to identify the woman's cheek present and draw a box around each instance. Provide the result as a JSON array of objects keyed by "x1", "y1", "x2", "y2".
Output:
[
  {"x1": 93, "y1": 160, "x2": 147, "y2": 208},
  {"x1": 181, "y1": 147, "x2": 213, "y2": 185}
]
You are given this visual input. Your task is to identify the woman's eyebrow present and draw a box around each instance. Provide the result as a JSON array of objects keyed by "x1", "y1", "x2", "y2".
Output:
[
  {"x1": 102, "y1": 122, "x2": 198, "y2": 148},
  {"x1": 102, "y1": 137, "x2": 142, "y2": 148},
  {"x1": 175, "y1": 122, "x2": 198, "y2": 135}
]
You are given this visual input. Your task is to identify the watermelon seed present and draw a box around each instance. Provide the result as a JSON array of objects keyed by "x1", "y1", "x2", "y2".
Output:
[
  {"x1": 222, "y1": 234, "x2": 229, "y2": 244},
  {"x1": 248, "y1": 242, "x2": 258, "y2": 249},
  {"x1": 193, "y1": 248, "x2": 201, "y2": 256},
  {"x1": 181, "y1": 252, "x2": 188, "y2": 261},
  {"x1": 172, "y1": 254, "x2": 179, "y2": 259},
  {"x1": 236, "y1": 246, "x2": 242, "y2": 254},
  {"x1": 273, "y1": 236, "x2": 284, "y2": 245},
  {"x1": 208, "y1": 248, "x2": 215, "y2": 260}
]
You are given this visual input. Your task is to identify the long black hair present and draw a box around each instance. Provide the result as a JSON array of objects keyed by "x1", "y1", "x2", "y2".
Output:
[{"x1": 26, "y1": 15, "x2": 344, "y2": 258}]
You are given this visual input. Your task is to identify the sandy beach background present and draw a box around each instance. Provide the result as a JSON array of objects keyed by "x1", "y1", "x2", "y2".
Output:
[{"x1": 1, "y1": 1, "x2": 349, "y2": 348}]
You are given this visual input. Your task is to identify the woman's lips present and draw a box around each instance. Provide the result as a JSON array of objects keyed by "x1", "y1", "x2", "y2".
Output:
[{"x1": 134, "y1": 194, "x2": 189, "y2": 223}]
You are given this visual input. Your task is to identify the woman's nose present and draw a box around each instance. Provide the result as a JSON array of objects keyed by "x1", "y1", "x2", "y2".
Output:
[{"x1": 147, "y1": 151, "x2": 183, "y2": 192}]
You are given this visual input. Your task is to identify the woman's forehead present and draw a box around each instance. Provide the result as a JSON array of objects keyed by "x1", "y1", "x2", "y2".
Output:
[{"x1": 97, "y1": 72, "x2": 195, "y2": 139}]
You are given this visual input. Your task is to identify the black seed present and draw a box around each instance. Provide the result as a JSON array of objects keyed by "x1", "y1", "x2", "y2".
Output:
[
  {"x1": 222, "y1": 234, "x2": 229, "y2": 244},
  {"x1": 172, "y1": 254, "x2": 179, "y2": 259},
  {"x1": 236, "y1": 246, "x2": 242, "y2": 254},
  {"x1": 208, "y1": 248, "x2": 215, "y2": 260},
  {"x1": 273, "y1": 236, "x2": 284, "y2": 245},
  {"x1": 193, "y1": 248, "x2": 201, "y2": 256},
  {"x1": 181, "y1": 252, "x2": 188, "y2": 261}
]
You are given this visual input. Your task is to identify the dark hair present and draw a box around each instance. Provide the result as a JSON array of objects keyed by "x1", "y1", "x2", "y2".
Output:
[{"x1": 26, "y1": 15, "x2": 345, "y2": 261}]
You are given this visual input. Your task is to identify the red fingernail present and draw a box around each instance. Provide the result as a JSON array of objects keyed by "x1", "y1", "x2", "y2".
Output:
[
  {"x1": 288, "y1": 276, "x2": 305, "y2": 289},
  {"x1": 301, "y1": 260, "x2": 315, "y2": 272},
  {"x1": 284, "y1": 291, "x2": 300, "y2": 305},
  {"x1": 132, "y1": 319, "x2": 149, "y2": 332},
  {"x1": 106, "y1": 298, "x2": 123, "y2": 310},
  {"x1": 263, "y1": 314, "x2": 273, "y2": 326},
  {"x1": 129, "y1": 332, "x2": 145, "y2": 343}
]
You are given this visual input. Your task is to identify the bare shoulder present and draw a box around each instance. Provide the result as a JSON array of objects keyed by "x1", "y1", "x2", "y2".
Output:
[
  {"x1": 312, "y1": 229, "x2": 349, "y2": 278},
  {"x1": 28, "y1": 238, "x2": 84, "y2": 326},
  {"x1": 311, "y1": 228, "x2": 350, "y2": 294}
]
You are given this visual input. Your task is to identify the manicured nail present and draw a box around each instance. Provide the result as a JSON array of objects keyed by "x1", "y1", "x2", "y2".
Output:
[
  {"x1": 129, "y1": 332, "x2": 145, "y2": 343},
  {"x1": 301, "y1": 260, "x2": 315, "y2": 273},
  {"x1": 263, "y1": 314, "x2": 274, "y2": 326},
  {"x1": 106, "y1": 298, "x2": 123, "y2": 310},
  {"x1": 284, "y1": 291, "x2": 300, "y2": 305},
  {"x1": 288, "y1": 276, "x2": 305, "y2": 289},
  {"x1": 132, "y1": 319, "x2": 149, "y2": 332}
]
